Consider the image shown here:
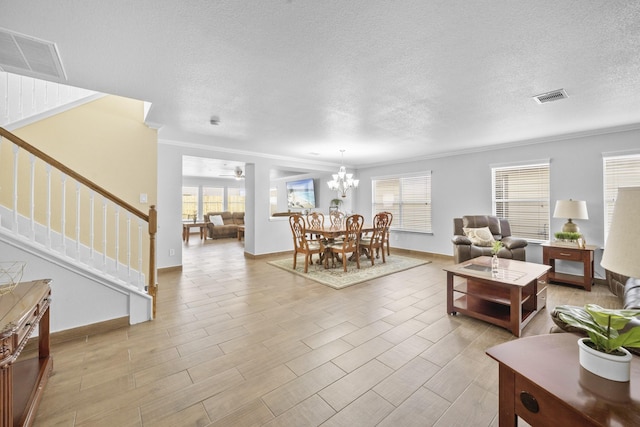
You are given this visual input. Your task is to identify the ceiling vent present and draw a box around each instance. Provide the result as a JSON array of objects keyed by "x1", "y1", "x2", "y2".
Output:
[
  {"x1": 0, "y1": 27, "x2": 67, "y2": 80},
  {"x1": 533, "y1": 89, "x2": 568, "y2": 104}
]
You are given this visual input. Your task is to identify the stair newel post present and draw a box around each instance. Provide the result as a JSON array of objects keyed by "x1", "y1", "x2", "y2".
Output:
[{"x1": 148, "y1": 205, "x2": 158, "y2": 319}]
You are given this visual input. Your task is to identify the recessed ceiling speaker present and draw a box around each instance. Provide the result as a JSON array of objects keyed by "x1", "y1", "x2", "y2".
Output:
[{"x1": 210, "y1": 116, "x2": 220, "y2": 125}]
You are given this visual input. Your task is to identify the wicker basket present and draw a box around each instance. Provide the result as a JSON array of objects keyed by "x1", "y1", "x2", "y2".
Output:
[{"x1": 0, "y1": 261, "x2": 26, "y2": 296}]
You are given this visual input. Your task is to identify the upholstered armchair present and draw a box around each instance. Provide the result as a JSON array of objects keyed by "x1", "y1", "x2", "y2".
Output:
[{"x1": 452, "y1": 215, "x2": 528, "y2": 264}]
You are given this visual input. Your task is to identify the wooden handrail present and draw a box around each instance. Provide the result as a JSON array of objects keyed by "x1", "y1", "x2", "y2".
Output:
[{"x1": 0, "y1": 127, "x2": 148, "y2": 222}]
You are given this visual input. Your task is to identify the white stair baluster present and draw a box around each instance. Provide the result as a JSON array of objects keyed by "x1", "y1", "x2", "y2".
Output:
[
  {"x1": 89, "y1": 191, "x2": 95, "y2": 261},
  {"x1": 114, "y1": 206, "x2": 120, "y2": 275},
  {"x1": 102, "y1": 199, "x2": 107, "y2": 272},
  {"x1": 126, "y1": 213, "x2": 131, "y2": 283},
  {"x1": 60, "y1": 174, "x2": 67, "y2": 255},
  {"x1": 12, "y1": 144, "x2": 18, "y2": 234},
  {"x1": 46, "y1": 164, "x2": 52, "y2": 248},
  {"x1": 29, "y1": 154, "x2": 35, "y2": 239},
  {"x1": 75, "y1": 182, "x2": 81, "y2": 258},
  {"x1": 138, "y1": 220, "x2": 143, "y2": 289}
]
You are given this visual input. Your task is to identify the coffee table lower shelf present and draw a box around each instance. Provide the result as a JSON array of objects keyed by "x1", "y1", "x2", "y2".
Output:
[{"x1": 451, "y1": 294, "x2": 537, "y2": 329}]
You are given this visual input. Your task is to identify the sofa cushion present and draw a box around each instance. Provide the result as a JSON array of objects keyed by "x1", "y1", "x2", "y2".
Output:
[
  {"x1": 232, "y1": 212, "x2": 245, "y2": 225},
  {"x1": 210, "y1": 215, "x2": 224, "y2": 226},
  {"x1": 463, "y1": 227, "x2": 495, "y2": 247},
  {"x1": 463, "y1": 215, "x2": 501, "y2": 237}
]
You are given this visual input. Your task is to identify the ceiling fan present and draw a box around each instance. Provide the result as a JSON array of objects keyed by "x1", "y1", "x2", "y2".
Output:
[{"x1": 219, "y1": 166, "x2": 245, "y2": 180}]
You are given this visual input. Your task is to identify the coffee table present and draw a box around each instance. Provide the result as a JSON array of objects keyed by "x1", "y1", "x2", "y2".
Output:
[
  {"x1": 443, "y1": 256, "x2": 550, "y2": 337},
  {"x1": 486, "y1": 333, "x2": 640, "y2": 426}
]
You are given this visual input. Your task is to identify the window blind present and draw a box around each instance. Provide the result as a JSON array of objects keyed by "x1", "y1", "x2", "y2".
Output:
[
  {"x1": 227, "y1": 187, "x2": 246, "y2": 213},
  {"x1": 182, "y1": 186, "x2": 198, "y2": 220},
  {"x1": 203, "y1": 187, "x2": 224, "y2": 213},
  {"x1": 492, "y1": 163, "x2": 549, "y2": 241},
  {"x1": 372, "y1": 172, "x2": 431, "y2": 233},
  {"x1": 603, "y1": 153, "x2": 640, "y2": 239}
]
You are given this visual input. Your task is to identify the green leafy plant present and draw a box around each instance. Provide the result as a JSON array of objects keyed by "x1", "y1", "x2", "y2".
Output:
[
  {"x1": 491, "y1": 240, "x2": 503, "y2": 255},
  {"x1": 330, "y1": 198, "x2": 343, "y2": 207},
  {"x1": 555, "y1": 304, "x2": 640, "y2": 354},
  {"x1": 554, "y1": 231, "x2": 582, "y2": 241}
]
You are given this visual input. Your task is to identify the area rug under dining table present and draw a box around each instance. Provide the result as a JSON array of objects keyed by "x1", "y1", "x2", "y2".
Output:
[{"x1": 268, "y1": 255, "x2": 430, "y2": 289}]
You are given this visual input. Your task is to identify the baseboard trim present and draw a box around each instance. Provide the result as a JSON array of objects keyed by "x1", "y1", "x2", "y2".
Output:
[
  {"x1": 24, "y1": 316, "x2": 130, "y2": 352},
  {"x1": 159, "y1": 265, "x2": 182, "y2": 273}
]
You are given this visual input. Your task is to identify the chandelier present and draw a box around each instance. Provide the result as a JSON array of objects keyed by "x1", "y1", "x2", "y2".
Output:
[{"x1": 327, "y1": 150, "x2": 359, "y2": 198}]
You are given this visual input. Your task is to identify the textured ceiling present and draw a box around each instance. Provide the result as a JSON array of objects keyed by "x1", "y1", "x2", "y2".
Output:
[{"x1": 1, "y1": 0, "x2": 640, "y2": 167}]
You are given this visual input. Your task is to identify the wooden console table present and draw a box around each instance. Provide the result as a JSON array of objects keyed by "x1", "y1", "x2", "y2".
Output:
[
  {"x1": 486, "y1": 333, "x2": 640, "y2": 426},
  {"x1": 0, "y1": 279, "x2": 53, "y2": 427},
  {"x1": 542, "y1": 243, "x2": 596, "y2": 291}
]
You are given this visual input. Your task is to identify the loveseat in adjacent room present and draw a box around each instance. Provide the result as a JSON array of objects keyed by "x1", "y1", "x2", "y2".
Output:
[{"x1": 204, "y1": 211, "x2": 245, "y2": 239}]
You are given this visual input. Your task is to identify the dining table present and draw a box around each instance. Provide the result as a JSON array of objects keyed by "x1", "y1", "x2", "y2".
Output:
[{"x1": 305, "y1": 224, "x2": 375, "y2": 268}]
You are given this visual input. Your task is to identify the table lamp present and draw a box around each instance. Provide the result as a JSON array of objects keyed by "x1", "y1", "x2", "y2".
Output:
[
  {"x1": 553, "y1": 199, "x2": 589, "y2": 233},
  {"x1": 601, "y1": 187, "x2": 640, "y2": 282}
]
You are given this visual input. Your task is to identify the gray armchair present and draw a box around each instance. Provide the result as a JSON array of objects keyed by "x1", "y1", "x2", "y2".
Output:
[{"x1": 452, "y1": 215, "x2": 528, "y2": 264}]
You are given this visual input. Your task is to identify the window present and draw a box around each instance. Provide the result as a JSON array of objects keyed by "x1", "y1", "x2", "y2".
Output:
[
  {"x1": 203, "y1": 186, "x2": 224, "y2": 213},
  {"x1": 181, "y1": 186, "x2": 198, "y2": 221},
  {"x1": 227, "y1": 188, "x2": 246, "y2": 213},
  {"x1": 492, "y1": 162, "x2": 550, "y2": 241},
  {"x1": 603, "y1": 153, "x2": 640, "y2": 239},
  {"x1": 372, "y1": 172, "x2": 432, "y2": 233}
]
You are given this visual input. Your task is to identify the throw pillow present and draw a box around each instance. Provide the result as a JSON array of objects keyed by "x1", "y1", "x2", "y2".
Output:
[
  {"x1": 210, "y1": 215, "x2": 224, "y2": 226},
  {"x1": 463, "y1": 226, "x2": 495, "y2": 247}
]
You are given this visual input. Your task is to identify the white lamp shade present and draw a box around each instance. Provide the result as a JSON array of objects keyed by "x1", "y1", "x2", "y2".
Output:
[
  {"x1": 601, "y1": 187, "x2": 640, "y2": 278},
  {"x1": 553, "y1": 199, "x2": 589, "y2": 220}
]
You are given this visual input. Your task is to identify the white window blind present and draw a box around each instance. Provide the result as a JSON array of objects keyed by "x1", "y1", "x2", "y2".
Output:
[
  {"x1": 603, "y1": 153, "x2": 640, "y2": 239},
  {"x1": 372, "y1": 172, "x2": 432, "y2": 233},
  {"x1": 492, "y1": 163, "x2": 550, "y2": 241},
  {"x1": 203, "y1": 187, "x2": 224, "y2": 213},
  {"x1": 182, "y1": 186, "x2": 198, "y2": 220},
  {"x1": 227, "y1": 187, "x2": 246, "y2": 213}
]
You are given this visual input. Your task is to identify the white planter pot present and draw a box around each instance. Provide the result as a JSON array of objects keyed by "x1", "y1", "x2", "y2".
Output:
[{"x1": 578, "y1": 337, "x2": 632, "y2": 382}]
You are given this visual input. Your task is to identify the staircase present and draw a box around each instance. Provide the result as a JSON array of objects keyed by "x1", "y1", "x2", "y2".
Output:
[{"x1": 0, "y1": 77, "x2": 157, "y2": 332}]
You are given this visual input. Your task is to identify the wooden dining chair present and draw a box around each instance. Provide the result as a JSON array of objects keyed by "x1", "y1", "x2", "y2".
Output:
[
  {"x1": 360, "y1": 212, "x2": 390, "y2": 265},
  {"x1": 378, "y1": 211, "x2": 393, "y2": 258},
  {"x1": 289, "y1": 214, "x2": 324, "y2": 273},
  {"x1": 329, "y1": 210, "x2": 345, "y2": 228},
  {"x1": 326, "y1": 214, "x2": 363, "y2": 272}
]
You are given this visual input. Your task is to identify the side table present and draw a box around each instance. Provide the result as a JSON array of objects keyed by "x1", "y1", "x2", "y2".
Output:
[
  {"x1": 486, "y1": 333, "x2": 640, "y2": 426},
  {"x1": 182, "y1": 222, "x2": 207, "y2": 242},
  {"x1": 1, "y1": 279, "x2": 53, "y2": 427},
  {"x1": 542, "y1": 243, "x2": 596, "y2": 291}
]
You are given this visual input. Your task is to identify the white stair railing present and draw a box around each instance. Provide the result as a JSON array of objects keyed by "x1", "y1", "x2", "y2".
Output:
[{"x1": 0, "y1": 127, "x2": 158, "y2": 316}]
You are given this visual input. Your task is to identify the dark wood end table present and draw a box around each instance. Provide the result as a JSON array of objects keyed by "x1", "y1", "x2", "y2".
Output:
[
  {"x1": 542, "y1": 243, "x2": 596, "y2": 291},
  {"x1": 486, "y1": 333, "x2": 640, "y2": 426}
]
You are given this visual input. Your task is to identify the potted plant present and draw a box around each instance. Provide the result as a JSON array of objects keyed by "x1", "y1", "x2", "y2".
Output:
[
  {"x1": 330, "y1": 198, "x2": 343, "y2": 212},
  {"x1": 554, "y1": 304, "x2": 640, "y2": 381}
]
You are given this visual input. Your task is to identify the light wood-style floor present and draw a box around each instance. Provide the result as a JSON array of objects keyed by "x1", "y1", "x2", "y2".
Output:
[{"x1": 31, "y1": 236, "x2": 618, "y2": 426}]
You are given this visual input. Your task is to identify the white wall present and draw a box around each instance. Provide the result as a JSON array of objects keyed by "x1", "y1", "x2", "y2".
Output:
[
  {"x1": 354, "y1": 127, "x2": 640, "y2": 280},
  {"x1": 157, "y1": 127, "x2": 640, "y2": 281}
]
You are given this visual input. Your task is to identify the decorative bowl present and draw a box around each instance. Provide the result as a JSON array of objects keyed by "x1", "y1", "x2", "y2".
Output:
[{"x1": 0, "y1": 261, "x2": 26, "y2": 296}]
